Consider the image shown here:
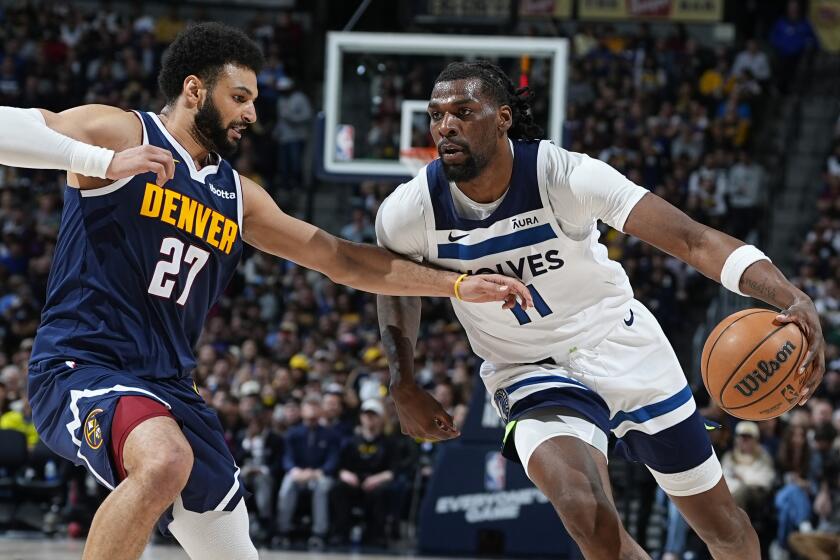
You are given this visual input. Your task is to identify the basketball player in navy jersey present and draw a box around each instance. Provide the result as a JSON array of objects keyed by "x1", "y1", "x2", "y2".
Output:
[
  {"x1": 0, "y1": 27, "x2": 533, "y2": 560},
  {"x1": 377, "y1": 61, "x2": 826, "y2": 559}
]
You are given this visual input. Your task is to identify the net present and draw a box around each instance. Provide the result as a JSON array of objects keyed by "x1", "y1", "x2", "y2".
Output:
[{"x1": 399, "y1": 147, "x2": 438, "y2": 176}]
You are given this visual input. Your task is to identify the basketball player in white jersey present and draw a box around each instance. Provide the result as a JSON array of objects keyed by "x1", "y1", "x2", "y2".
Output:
[{"x1": 376, "y1": 61, "x2": 825, "y2": 559}]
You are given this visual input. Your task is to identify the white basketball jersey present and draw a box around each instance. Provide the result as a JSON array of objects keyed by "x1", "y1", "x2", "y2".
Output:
[{"x1": 415, "y1": 140, "x2": 637, "y2": 365}]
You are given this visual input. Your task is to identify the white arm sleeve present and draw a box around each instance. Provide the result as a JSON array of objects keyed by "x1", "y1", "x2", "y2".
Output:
[
  {"x1": 375, "y1": 180, "x2": 429, "y2": 263},
  {"x1": 542, "y1": 143, "x2": 648, "y2": 234},
  {"x1": 0, "y1": 106, "x2": 114, "y2": 178}
]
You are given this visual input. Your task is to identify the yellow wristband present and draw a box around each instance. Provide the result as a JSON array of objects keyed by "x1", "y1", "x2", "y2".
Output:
[{"x1": 453, "y1": 273, "x2": 469, "y2": 301}]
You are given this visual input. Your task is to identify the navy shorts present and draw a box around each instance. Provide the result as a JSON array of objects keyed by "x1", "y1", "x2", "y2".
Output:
[{"x1": 28, "y1": 359, "x2": 246, "y2": 532}]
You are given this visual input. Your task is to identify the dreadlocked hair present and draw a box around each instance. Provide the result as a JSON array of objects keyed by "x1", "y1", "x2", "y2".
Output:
[{"x1": 434, "y1": 60, "x2": 544, "y2": 141}]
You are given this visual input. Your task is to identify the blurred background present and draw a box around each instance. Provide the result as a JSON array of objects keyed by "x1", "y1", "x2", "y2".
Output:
[{"x1": 0, "y1": 1, "x2": 839, "y2": 559}]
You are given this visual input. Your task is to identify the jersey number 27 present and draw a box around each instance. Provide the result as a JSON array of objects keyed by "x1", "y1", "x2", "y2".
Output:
[{"x1": 148, "y1": 237, "x2": 209, "y2": 305}]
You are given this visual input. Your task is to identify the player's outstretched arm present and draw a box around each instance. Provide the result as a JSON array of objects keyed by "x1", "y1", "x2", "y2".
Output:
[
  {"x1": 623, "y1": 193, "x2": 825, "y2": 403},
  {"x1": 378, "y1": 295, "x2": 460, "y2": 442},
  {"x1": 0, "y1": 105, "x2": 174, "y2": 186},
  {"x1": 240, "y1": 176, "x2": 533, "y2": 305}
]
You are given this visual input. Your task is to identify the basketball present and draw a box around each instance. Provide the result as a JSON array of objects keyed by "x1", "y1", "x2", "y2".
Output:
[{"x1": 701, "y1": 308, "x2": 809, "y2": 421}]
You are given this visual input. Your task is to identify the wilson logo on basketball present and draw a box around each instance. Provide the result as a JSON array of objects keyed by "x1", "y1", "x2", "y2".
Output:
[{"x1": 734, "y1": 341, "x2": 797, "y2": 397}]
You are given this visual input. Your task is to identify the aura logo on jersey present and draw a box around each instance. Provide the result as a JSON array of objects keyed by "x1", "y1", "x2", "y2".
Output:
[
  {"x1": 734, "y1": 341, "x2": 797, "y2": 397},
  {"x1": 84, "y1": 408, "x2": 105, "y2": 450},
  {"x1": 139, "y1": 182, "x2": 238, "y2": 254},
  {"x1": 512, "y1": 216, "x2": 539, "y2": 230},
  {"x1": 466, "y1": 249, "x2": 564, "y2": 280}
]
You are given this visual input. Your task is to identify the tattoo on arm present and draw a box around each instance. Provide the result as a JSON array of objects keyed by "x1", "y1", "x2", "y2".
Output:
[
  {"x1": 742, "y1": 276, "x2": 778, "y2": 302},
  {"x1": 739, "y1": 260, "x2": 802, "y2": 309},
  {"x1": 377, "y1": 295, "x2": 422, "y2": 387}
]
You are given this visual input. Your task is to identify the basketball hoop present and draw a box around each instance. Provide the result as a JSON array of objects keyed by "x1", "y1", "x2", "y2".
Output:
[{"x1": 399, "y1": 147, "x2": 438, "y2": 176}]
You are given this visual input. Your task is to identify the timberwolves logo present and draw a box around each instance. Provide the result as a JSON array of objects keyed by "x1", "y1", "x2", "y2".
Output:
[
  {"x1": 84, "y1": 408, "x2": 105, "y2": 450},
  {"x1": 494, "y1": 388, "x2": 510, "y2": 424}
]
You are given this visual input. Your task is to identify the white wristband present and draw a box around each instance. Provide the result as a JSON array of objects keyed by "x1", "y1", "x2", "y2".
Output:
[
  {"x1": 68, "y1": 142, "x2": 115, "y2": 179},
  {"x1": 720, "y1": 245, "x2": 771, "y2": 296}
]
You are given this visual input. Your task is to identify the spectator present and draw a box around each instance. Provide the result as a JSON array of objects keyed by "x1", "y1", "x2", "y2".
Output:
[
  {"x1": 722, "y1": 421, "x2": 776, "y2": 514},
  {"x1": 272, "y1": 77, "x2": 312, "y2": 189},
  {"x1": 0, "y1": 395, "x2": 38, "y2": 448},
  {"x1": 788, "y1": 437, "x2": 840, "y2": 560},
  {"x1": 726, "y1": 149, "x2": 765, "y2": 239},
  {"x1": 321, "y1": 386, "x2": 354, "y2": 441},
  {"x1": 237, "y1": 405, "x2": 283, "y2": 540},
  {"x1": 770, "y1": 0, "x2": 818, "y2": 93},
  {"x1": 773, "y1": 424, "x2": 814, "y2": 557},
  {"x1": 340, "y1": 207, "x2": 375, "y2": 244},
  {"x1": 731, "y1": 39, "x2": 771, "y2": 83},
  {"x1": 276, "y1": 396, "x2": 339, "y2": 549},
  {"x1": 331, "y1": 399, "x2": 396, "y2": 547}
]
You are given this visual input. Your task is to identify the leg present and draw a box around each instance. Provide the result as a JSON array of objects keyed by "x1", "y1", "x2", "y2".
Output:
[
  {"x1": 251, "y1": 471, "x2": 274, "y2": 525},
  {"x1": 363, "y1": 484, "x2": 390, "y2": 543},
  {"x1": 661, "y1": 498, "x2": 689, "y2": 560},
  {"x1": 83, "y1": 415, "x2": 193, "y2": 560},
  {"x1": 168, "y1": 496, "x2": 258, "y2": 560},
  {"x1": 310, "y1": 476, "x2": 332, "y2": 537},
  {"x1": 669, "y1": 477, "x2": 760, "y2": 560},
  {"x1": 276, "y1": 475, "x2": 300, "y2": 535},
  {"x1": 526, "y1": 435, "x2": 650, "y2": 559},
  {"x1": 330, "y1": 481, "x2": 359, "y2": 540}
]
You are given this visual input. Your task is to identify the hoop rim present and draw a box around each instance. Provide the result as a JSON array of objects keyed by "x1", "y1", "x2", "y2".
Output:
[{"x1": 399, "y1": 146, "x2": 438, "y2": 159}]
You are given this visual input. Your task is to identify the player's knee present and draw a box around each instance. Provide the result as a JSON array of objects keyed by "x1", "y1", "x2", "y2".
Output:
[
  {"x1": 723, "y1": 506, "x2": 756, "y2": 546},
  {"x1": 553, "y1": 488, "x2": 622, "y2": 552},
  {"x1": 140, "y1": 442, "x2": 194, "y2": 499},
  {"x1": 699, "y1": 504, "x2": 755, "y2": 550}
]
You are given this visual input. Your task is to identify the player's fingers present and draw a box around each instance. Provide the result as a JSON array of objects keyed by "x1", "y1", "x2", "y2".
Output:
[
  {"x1": 147, "y1": 162, "x2": 166, "y2": 186},
  {"x1": 775, "y1": 310, "x2": 793, "y2": 322},
  {"x1": 799, "y1": 345, "x2": 819, "y2": 374},
  {"x1": 798, "y1": 351, "x2": 825, "y2": 405},
  {"x1": 434, "y1": 410, "x2": 457, "y2": 431},
  {"x1": 502, "y1": 294, "x2": 517, "y2": 310},
  {"x1": 148, "y1": 150, "x2": 176, "y2": 182},
  {"x1": 499, "y1": 279, "x2": 532, "y2": 310}
]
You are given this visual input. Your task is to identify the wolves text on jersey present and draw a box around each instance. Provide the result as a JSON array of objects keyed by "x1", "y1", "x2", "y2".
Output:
[
  {"x1": 139, "y1": 182, "x2": 238, "y2": 254},
  {"x1": 465, "y1": 249, "x2": 564, "y2": 280}
]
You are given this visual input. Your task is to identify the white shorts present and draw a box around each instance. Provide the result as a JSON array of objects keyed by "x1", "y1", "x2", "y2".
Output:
[{"x1": 485, "y1": 300, "x2": 723, "y2": 497}]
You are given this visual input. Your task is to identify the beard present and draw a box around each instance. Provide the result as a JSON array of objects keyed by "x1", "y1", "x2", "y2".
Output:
[
  {"x1": 192, "y1": 95, "x2": 243, "y2": 159},
  {"x1": 439, "y1": 144, "x2": 490, "y2": 183}
]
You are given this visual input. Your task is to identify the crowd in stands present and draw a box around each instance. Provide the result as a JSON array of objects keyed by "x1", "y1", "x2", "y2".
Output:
[{"x1": 0, "y1": 1, "x2": 836, "y2": 558}]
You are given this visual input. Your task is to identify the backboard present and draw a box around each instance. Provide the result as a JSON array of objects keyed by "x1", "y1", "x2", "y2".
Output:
[{"x1": 320, "y1": 32, "x2": 569, "y2": 182}]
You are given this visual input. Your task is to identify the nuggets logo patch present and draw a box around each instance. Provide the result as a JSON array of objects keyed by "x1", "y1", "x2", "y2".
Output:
[
  {"x1": 494, "y1": 388, "x2": 511, "y2": 424},
  {"x1": 84, "y1": 408, "x2": 105, "y2": 450}
]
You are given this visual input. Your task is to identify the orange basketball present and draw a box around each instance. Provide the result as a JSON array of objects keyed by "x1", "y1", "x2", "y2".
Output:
[{"x1": 700, "y1": 308, "x2": 809, "y2": 420}]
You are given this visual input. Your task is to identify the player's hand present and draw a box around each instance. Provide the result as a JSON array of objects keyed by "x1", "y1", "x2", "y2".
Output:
[
  {"x1": 457, "y1": 274, "x2": 533, "y2": 310},
  {"x1": 391, "y1": 382, "x2": 460, "y2": 442},
  {"x1": 777, "y1": 296, "x2": 825, "y2": 404},
  {"x1": 107, "y1": 144, "x2": 175, "y2": 186}
]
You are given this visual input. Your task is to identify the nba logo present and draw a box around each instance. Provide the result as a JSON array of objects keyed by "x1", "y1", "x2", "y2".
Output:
[
  {"x1": 484, "y1": 451, "x2": 506, "y2": 491},
  {"x1": 335, "y1": 125, "x2": 355, "y2": 161}
]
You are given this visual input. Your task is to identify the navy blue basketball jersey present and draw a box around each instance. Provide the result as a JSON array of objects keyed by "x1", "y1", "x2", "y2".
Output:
[{"x1": 30, "y1": 111, "x2": 244, "y2": 378}]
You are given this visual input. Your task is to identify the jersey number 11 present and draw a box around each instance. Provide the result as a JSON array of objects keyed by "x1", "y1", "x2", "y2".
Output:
[{"x1": 510, "y1": 284, "x2": 553, "y2": 325}]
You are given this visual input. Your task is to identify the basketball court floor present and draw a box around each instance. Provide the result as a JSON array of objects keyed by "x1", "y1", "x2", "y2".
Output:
[{"x1": 0, "y1": 537, "x2": 481, "y2": 560}]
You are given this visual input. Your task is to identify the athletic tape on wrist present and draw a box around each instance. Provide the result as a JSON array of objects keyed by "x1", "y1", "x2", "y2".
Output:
[{"x1": 720, "y1": 245, "x2": 770, "y2": 296}]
